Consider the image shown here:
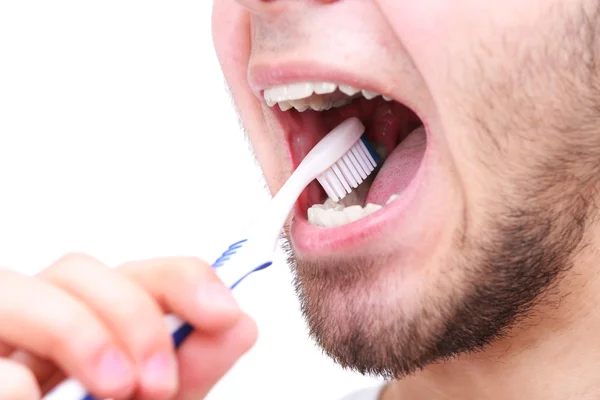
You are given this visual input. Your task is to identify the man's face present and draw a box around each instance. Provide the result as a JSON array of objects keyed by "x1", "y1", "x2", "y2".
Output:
[{"x1": 212, "y1": 0, "x2": 600, "y2": 378}]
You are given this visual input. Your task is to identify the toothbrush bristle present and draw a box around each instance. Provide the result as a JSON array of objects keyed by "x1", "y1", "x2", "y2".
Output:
[{"x1": 316, "y1": 136, "x2": 379, "y2": 202}]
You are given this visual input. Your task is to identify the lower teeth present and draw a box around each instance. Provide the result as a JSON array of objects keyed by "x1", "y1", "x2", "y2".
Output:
[{"x1": 307, "y1": 194, "x2": 399, "y2": 228}]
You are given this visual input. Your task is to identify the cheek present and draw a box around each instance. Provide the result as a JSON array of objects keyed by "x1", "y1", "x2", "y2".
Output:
[
  {"x1": 374, "y1": 0, "x2": 477, "y2": 161},
  {"x1": 211, "y1": 1, "x2": 290, "y2": 192},
  {"x1": 375, "y1": 4, "x2": 494, "y2": 171},
  {"x1": 212, "y1": 0, "x2": 251, "y2": 101},
  {"x1": 374, "y1": 0, "x2": 459, "y2": 65}
]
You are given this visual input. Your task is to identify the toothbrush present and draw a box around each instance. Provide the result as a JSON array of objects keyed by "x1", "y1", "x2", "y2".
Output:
[{"x1": 46, "y1": 117, "x2": 379, "y2": 400}]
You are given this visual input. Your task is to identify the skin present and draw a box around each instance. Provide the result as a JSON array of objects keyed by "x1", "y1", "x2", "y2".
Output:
[
  {"x1": 0, "y1": 254, "x2": 257, "y2": 399},
  {"x1": 212, "y1": 0, "x2": 600, "y2": 399}
]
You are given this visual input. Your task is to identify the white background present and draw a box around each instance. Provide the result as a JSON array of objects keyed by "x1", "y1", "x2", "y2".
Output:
[{"x1": 0, "y1": 1, "x2": 382, "y2": 399}]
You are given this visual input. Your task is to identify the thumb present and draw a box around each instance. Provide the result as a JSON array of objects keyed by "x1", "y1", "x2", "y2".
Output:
[
  {"x1": 0, "y1": 358, "x2": 41, "y2": 400},
  {"x1": 175, "y1": 314, "x2": 258, "y2": 399}
]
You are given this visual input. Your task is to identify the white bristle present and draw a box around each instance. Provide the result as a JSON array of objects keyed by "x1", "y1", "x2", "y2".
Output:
[
  {"x1": 349, "y1": 150, "x2": 366, "y2": 179},
  {"x1": 316, "y1": 139, "x2": 378, "y2": 202},
  {"x1": 342, "y1": 154, "x2": 360, "y2": 185},
  {"x1": 339, "y1": 158, "x2": 358, "y2": 188},
  {"x1": 359, "y1": 141, "x2": 377, "y2": 168},
  {"x1": 332, "y1": 164, "x2": 352, "y2": 193}
]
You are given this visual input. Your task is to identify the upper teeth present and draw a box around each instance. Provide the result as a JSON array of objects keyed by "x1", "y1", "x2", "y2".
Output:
[{"x1": 263, "y1": 81, "x2": 392, "y2": 112}]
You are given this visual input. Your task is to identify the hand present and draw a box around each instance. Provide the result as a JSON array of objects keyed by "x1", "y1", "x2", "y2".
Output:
[{"x1": 0, "y1": 253, "x2": 258, "y2": 400}]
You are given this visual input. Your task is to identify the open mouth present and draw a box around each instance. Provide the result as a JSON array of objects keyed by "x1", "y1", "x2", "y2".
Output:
[{"x1": 263, "y1": 81, "x2": 427, "y2": 234}]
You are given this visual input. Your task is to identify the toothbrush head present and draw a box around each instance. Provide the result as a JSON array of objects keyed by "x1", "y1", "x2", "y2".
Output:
[{"x1": 316, "y1": 134, "x2": 379, "y2": 202}]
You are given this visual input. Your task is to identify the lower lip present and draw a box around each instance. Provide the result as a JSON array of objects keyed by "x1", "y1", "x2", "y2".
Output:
[{"x1": 290, "y1": 142, "x2": 430, "y2": 257}]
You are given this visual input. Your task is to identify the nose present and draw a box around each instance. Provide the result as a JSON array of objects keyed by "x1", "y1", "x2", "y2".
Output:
[{"x1": 235, "y1": 0, "x2": 338, "y2": 16}]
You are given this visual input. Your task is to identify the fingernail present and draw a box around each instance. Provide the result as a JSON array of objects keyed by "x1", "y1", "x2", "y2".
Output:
[
  {"x1": 142, "y1": 352, "x2": 178, "y2": 393},
  {"x1": 97, "y1": 348, "x2": 133, "y2": 385},
  {"x1": 197, "y1": 282, "x2": 240, "y2": 316}
]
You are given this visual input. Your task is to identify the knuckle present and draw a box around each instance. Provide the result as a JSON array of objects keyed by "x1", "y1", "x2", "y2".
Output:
[
  {"x1": 42, "y1": 252, "x2": 107, "y2": 280},
  {"x1": 51, "y1": 252, "x2": 102, "y2": 271},
  {"x1": 41, "y1": 253, "x2": 102, "y2": 276},
  {"x1": 116, "y1": 259, "x2": 139, "y2": 275}
]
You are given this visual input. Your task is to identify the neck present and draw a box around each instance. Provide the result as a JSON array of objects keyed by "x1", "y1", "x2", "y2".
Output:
[{"x1": 387, "y1": 245, "x2": 600, "y2": 400}]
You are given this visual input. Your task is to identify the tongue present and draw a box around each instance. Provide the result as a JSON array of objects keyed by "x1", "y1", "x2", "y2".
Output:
[{"x1": 365, "y1": 126, "x2": 426, "y2": 205}]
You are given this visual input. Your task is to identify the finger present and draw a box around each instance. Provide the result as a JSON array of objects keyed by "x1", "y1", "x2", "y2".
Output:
[
  {"x1": 119, "y1": 257, "x2": 243, "y2": 332},
  {"x1": 10, "y1": 350, "x2": 56, "y2": 386},
  {"x1": 175, "y1": 314, "x2": 258, "y2": 399},
  {"x1": 0, "y1": 269, "x2": 136, "y2": 399},
  {"x1": 0, "y1": 340, "x2": 14, "y2": 357},
  {"x1": 41, "y1": 253, "x2": 178, "y2": 399},
  {"x1": 0, "y1": 358, "x2": 41, "y2": 400}
]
